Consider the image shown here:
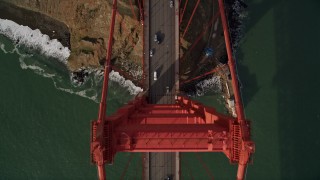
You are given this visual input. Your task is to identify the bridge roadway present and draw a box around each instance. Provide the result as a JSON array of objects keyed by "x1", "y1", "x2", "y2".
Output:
[
  {"x1": 143, "y1": 0, "x2": 180, "y2": 179},
  {"x1": 148, "y1": 0, "x2": 176, "y2": 103}
]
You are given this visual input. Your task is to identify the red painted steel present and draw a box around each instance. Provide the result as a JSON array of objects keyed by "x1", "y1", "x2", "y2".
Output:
[
  {"x1": 218, "y1": 0, "x2": 254, "y2": 179},
  {"x1": 91, "y1": 0, "x2": 254, "y2": 179},
  {"x1": 137, "y1": 0, "x2": 142, "y2": 18},
  {"x1": 141, "y1": 0, "x2": 145, "y2": 88},
  {"x1": 129, "y1": 0, "x2": 137, "y2": 21},
  {"x1": 180, "y1": 64, "x2": 224, "y2": 85},
  {"x1": 180, "y1": 11, "x2": 220, "y2": 62},
  {"x1": 218, "y1": 0, "x2": 244, "y2": 122},
  {"x1": 180, "y1": 0, "x2": 189, "y2": 25},
  {"x1": 182, "y1": 0, "x2": 200, "y2": 38},
  {"x1": 97, "y1": 0, "x2": 117, "y2": 123},
  {"x1": 97, "y1": 165, "x2": 106, "y2": 180},
  {"x1": 92, "y1": 0, "x2": 117, "y2": 179},
  {"x1": 92, "y1": 96, "x2": 253, "y2": 179},
  {"x1": 92, "y1": 95, "x2": 235, "y2": 158}
]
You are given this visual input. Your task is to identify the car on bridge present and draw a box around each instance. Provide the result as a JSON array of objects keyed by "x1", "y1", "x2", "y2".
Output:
[
  {"x1": 154, "y1": 71, "x2": 157, "y2": 81},
  {"x1": 169, "y1": 0, "x2": 174, "y2": 8},
  {"x1": 150, "y1": 49, "x2": 154, "y2": 57},
  {"x1": 154, "y1": 34, "x2": 160, "y2": 44}
]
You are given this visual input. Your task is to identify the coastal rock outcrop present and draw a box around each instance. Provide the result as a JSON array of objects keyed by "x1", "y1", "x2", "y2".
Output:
[{"x1": 0, "y1": 0, "x2": 142, "y2": 72}]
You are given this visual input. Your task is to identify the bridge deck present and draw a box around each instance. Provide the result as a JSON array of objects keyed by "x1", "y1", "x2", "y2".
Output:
[{"x1": 143, "y1": 0, "x2": 180, "y2": 179}]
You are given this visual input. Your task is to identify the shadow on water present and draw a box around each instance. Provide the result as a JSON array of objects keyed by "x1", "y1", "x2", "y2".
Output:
[
  {"x1": 239, "y1": 0, "x2": 320, "y2": 179},
  {"x1": 235, "y1": 0, "x2": 279, "y2": 108},
  {"x1": 243, "y1": 0, "x2": 279, "y2": 33},
  {"x1": 236, "y1": 50, "x2": 259, "y2": 108},
  {"x1": 273, "y1": 0, "x2": 320, "y2": 179},
  {"x1": 237, "y1": 0, "x2": 320, "y2": 180}
]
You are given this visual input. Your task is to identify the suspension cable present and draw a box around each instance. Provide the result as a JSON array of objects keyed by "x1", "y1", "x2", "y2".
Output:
[
  {"x1": 120, "y1": 153, "x2": 134, "y2": 180},
  {"x1": 180, "y1": 11, "x2": 220, "y2": 62},
  {"x1": 129, "y1": 0, "x2": 138, "y2": 21},
  {"x1": 181, "y1": 154, "x2": 195, "y2": 180},
  {"x1": 180, "y1": 65, "x2": 224, "y2": 85},
  {"x1": 97, "y1": 0, "x2": 117, "y2": 122},
  {"x1": 182, "y1": 0, "x2": 200, "y2": 39},
  {"x1": 195, "y1": 153, "x2": 214, "y2": 180},
  {"x1": 180, "y1": 0, "x2": 189, "y2": 25}
]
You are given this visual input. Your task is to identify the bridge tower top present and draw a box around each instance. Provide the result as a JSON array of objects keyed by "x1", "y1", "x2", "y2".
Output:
[{"x1": 90, "y1": 0, "x2": 254, "y2": 179}]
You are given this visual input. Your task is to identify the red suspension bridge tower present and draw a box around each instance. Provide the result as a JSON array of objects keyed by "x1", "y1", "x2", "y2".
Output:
[{"x1": 90, "y1": 0, "x2": 254, "y2": 179}]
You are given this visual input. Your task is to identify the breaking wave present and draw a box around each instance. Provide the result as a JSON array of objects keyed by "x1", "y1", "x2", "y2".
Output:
[
  {"x1": 0, "y1": 18, "x2": 70, "y2": 63},
  {"x1": 0, "y1": 19, "x2": 144, "y2": 102},
  {"x1": 195, "y1": 76, "x2": 222, "y2": 96},
  {"x1": 0, "y1": 39, "x2": 143, "y2": 102},
  {"x1": 109, "y1": 70, "x2": 143, "y2": 95},
  {"x1": 0, "y1": 42, "x2": 99, "y2": 101}
]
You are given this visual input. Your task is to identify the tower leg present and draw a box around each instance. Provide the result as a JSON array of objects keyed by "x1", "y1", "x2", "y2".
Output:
[
  {"x1": 236, "y1": 163, "x2": 246, "y2": 180},
  {"x1": 97, "y1": 164, "x2": 106, "y2": 180}
]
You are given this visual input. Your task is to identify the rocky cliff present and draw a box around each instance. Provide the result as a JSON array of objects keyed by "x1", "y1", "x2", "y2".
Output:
[{"x1": 0, "y1": 0, "x2": 143, "y2": 72}]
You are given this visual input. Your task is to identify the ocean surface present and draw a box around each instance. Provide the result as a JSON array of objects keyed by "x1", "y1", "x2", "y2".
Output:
[{"x1": 1, "y1": 0, "x2": 320, "y2": 179}]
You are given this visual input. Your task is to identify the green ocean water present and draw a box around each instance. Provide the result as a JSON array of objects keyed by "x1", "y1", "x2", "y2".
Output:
[
  {"x1": 0, "y1": 34, "x2": 142, "y2": 179},
  {"x1": 240, "y1": 0, "x2": 320, "y2": 179},
  {"x1": 1, "y1": 0, "x2": 320, "y2": 179},
  {"x1": 181, "y1": 0, "x2": 320, "y2": 179}
]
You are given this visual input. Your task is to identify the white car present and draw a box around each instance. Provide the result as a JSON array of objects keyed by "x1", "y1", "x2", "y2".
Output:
[
  {"x1": 140, "y1": 15, "x2": 144, "y2": 25},
  {"x1": 154, "y1": 34, "x2": 160, "y2": 44},
  {"x1": 154, "y1": 71, "x2": 157, "y2": 81},
  {"x1": 150, "y1": 49, "x2": 153, "y2": 57},
  {"x1": 169, "y1": 0, "x2": 174, "y2": 8},
  {"x1": 154, "y1": 34, "x2": 158, "y2": 42}
]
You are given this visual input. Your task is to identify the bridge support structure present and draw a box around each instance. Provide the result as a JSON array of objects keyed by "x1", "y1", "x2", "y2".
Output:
[
  {"x1": 91, "y1": 95, "x2": 254, "y2": 180},
  {"x1": 90, "y1": 0, "x2": 255, "y2": 179}
]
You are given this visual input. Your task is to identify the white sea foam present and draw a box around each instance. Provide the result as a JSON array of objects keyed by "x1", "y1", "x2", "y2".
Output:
[
  {"x1": 0, "y1": 42, "x2": 8, "y2": 54},
  {"x1": 1, "y1": 41, "x2": 141, "y2": 101},
  {"x1": 129, "y1": 68, "x2": 143, "y2": 80},
  {"x1": 109, "y1": 70, "x2": 143, "y2": 95},
  {"x1": 55, "y1": 85, "x2": 98, "y2": 102},
  {"x1": 0, "y1": 19, "x2": 142, "y2": 100},
  {"x1": 195, "y1": 76, "x2": 222, "y2": 96},
  {"x1": 0, "y1": 42, "x2": 98, "y2": 102},
  {"x1": 0, "y1": 18, "x2": 70, "y2": 63},
  {"x1": 18, "y1": 57, "x2": 56, "y2": 78}
]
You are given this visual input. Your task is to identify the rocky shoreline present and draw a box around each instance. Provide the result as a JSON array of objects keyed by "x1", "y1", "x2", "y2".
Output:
[
  {"x1": 0, "y1": 1, "x2": 70, "y2": 48},
  {"x1": 0, "y1": 0, "x2": 142, "y2": 87},
  {"x1": 0, "y1": 0, "x2": 143, "y2": 86},
  {"x1": 0, "y1": 0, "x2": 246, "y2": 97}
]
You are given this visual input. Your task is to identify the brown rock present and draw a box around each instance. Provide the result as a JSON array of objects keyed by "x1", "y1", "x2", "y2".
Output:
[{"x1": 0, "y1": 0, "x2": 143, "y2": 72}]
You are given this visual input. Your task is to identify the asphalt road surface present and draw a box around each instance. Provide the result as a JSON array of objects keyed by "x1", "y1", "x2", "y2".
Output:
[
  {"x1": 148, "y1": 0, "x2": 177, "y2": 179},
  {"x1": 149, "y1": 152, "x2": 176, "y2": 180},
  {"x1": 148, "y1": 0, "x2": 176, "y2": 104}
]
